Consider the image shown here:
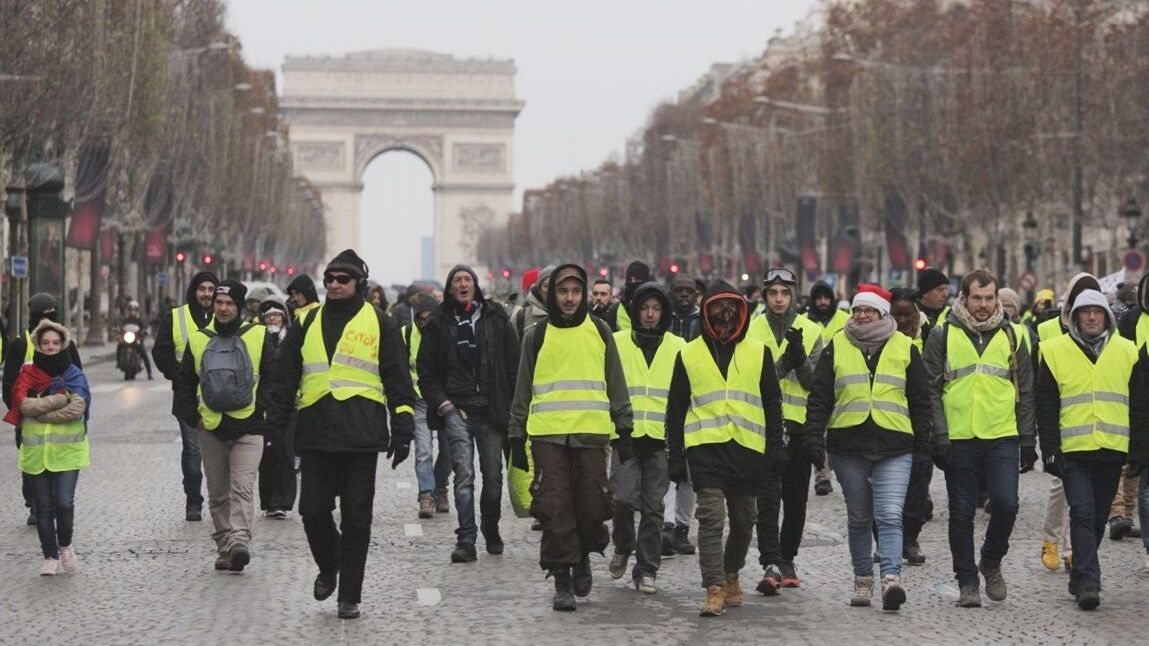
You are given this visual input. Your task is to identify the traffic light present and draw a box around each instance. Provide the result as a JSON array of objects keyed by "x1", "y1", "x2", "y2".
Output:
[
  {"x1": 598, "y1": 267, "x2": 609, "y2": 278},
  {"x1": 269, "y1": 265, "x2": 277, "y2": 274},
  {"x1": 286, "y1": 266, "x2": 295, "y2": 276},
  {"x1": 175, "y1": 251, "x2": 186, "y2": 263},
  {"x1": 258, "y1": 261, "x2": 268, "y2": 272},
  {"x1": 669, "y1": 263, "x2": 680, "y2": 274},
  {"x1": 202, "y1": 254, "x2": 214, "y2": 265},
  {"x1": 501, "y1": 268, "x2": 511, "y2": 279},
  {"x1": 913, "y1": 257, "x2": 927, "y2": 272}
]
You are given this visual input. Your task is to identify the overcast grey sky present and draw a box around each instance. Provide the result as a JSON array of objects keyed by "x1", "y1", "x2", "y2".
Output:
[{"x1": 226, "y1": 0, "x2": 817, "y2": 283}]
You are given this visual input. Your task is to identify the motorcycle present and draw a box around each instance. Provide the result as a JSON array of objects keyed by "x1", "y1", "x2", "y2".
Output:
[{"x1": 116, "y1": 323, "x2": 143, "y2": 380}]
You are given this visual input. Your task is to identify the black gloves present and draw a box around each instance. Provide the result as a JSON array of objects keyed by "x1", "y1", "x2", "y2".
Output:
[
  {"x1": 782, "y1": 327, "x2": 806, "y2": 367},
  {"x1": 1128, "y1": 459, "x2": 1148, "y2": 479},
  {"x1": 931, "y1": 443, "x2": 950, "y2": 472},
  {"x1": 765, "y1": 446, "x2": 789, "y2": 477},
  {"x1": 1043, "y1": 449, "x2": 1065, "y2": 479},
  {"x1": 510, "y1": 438, "x2": 530, "y2": 471},
  {"x1": 801, "y1": 433, "x2": 825, "y2": 470},
  {"x1": 668, "y1": 454, "x2": 688, "y2": 484},
  {"x1": 614, "y1": 434, "x2": 635, "y2": 464},
  {"x1": 1020, "y1": 446, "x2": 1039, "y2": 474},
  {"x1": 386, "y1": 439, "x2": 410, "y2": 470}
]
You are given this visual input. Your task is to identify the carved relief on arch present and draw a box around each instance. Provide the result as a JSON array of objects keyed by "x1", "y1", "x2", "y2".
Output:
[
  {"x1": 353, "y1": 134, "x2": 444, "y2": 180},
  {"x1": 457, "y1": 203, "x2": 497, "y2": 258}
]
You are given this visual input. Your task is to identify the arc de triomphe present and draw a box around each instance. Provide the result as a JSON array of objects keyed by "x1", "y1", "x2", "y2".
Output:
[{"x1": 280, "y1": 49, "x2": 523, "y2": 279}]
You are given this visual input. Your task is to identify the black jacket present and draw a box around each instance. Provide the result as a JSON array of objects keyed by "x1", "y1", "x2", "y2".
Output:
[
  {"x1": 669, "y1": 308, "x2": 702, "y2": 342},
  {"x1": 805, "y1": 333, "x2": 932, "y2": 458},
  {"x1": 267, "y1": 296, "x2": 416, "y2": 453},
  {"x1": 416, "y1": 265, "x2": 519, "y2": 432},
  {"x1": 174, "y1": 321, "x2": 275, "y2": 443}
]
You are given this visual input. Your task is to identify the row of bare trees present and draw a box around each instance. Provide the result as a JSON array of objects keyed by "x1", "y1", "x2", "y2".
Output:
[{"x1": 481, "y1": 0, "x2": 1149, "y2": 293}]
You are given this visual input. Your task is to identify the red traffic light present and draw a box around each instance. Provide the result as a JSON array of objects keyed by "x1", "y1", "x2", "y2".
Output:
[
  {"x1": 501, "y1": 268, "x2": 511, "y2": 279},
  {"x1": 258, "y1": 261, "x2": 268, "y2": 271},
  {"x1": 175, "y1": 251, "x2": 186, "y2": 263},
  {"x1": 203, "y1": 254, "x2": 214, "y2": 265},
  {"x1": 669, "y1": 263, "x2": 680, "y2": 274},
  {"x1": 286, "y1": 266, "x2": 295, "y2": 276},
  {"x1": 269, "y1": 265, "x2": 277, "y2": 274},
  {"x1": 598, "y1": 267, "x2": 608, "y2": 278},
  {"x1": 914, "y1": 258, "x2": 927, "y2": 271}
]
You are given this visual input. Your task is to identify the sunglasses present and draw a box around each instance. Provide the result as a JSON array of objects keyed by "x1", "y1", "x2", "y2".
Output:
[
  {"x1": 763, "y1": 268, "x2": 797, "y2": 287},
  {"x1": 324, "y1": 274, "x2": 355, "y2": 285}
]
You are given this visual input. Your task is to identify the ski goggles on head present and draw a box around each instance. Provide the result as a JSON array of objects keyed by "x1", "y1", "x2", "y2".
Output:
[{"x1": 762, "y1": 268, "x2": 797, "y2": 288}]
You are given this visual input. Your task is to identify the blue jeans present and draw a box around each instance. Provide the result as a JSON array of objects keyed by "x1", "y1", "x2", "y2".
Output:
[
  {"x1": 178, "y1": 416, "x2": 204, "y2": 509},
  {"x1": 30, "y1": 470, "x2": 79, "y2": 559},
  {"x1": 945, "y1": 437, "x2": 1020, "y2": 587},
  {"x1": 413, "y1": 400, "x2": 452, "y2": 496},
  {"x1": 444, "y1": 410, "x2": 504, "y2": 544},
  {"x1": 832, "y1": 452, "x2": 912, "y2": 578},
  {"x1": 1063, "y1": 457, "x2": 1123, "y2": 591}
]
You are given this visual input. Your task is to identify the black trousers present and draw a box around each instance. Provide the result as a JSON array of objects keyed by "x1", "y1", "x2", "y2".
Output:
[
  {"x1": 904, "y1": 451, "x2": 934, "y2": 543},
  {"x1": 259, "y1": 420, "x2": 297, "y2": 511},
  {"x1": 757, "y1": 432, "x2": 812, "y2": 566},
  {"x1": 299, "y1": 451, "x2": 378, "y2": 604}
]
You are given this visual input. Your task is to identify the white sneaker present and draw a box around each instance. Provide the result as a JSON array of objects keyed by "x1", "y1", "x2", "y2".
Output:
[
  {"x1": 40, "y1": 558, "x2": 59, "y2": 576},
  {"x1": 60, "y1": 546, "x2": 78, "y2": 572}
]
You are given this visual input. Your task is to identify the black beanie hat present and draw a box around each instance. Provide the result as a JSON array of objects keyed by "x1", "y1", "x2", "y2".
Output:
[
  {"x1": 28, "y1": 292, "x2": 59, "y2": 321},
  {"x1": 625, "y1": 261, "x2": 651, "y2": 283},
  {"x1": 917, "y1": 268, "x2": 949, "y2": 294},
  {"x1": 215, "y1": 280, "x2": 247, "y2": 307},
  {"x1": 326, "y1": 248, "x2": 368, "y2": 279}
]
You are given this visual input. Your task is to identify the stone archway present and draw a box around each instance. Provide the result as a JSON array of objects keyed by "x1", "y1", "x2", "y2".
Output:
[{"x1": 280, "y1": 49, "x2": 523, "y2": 280}]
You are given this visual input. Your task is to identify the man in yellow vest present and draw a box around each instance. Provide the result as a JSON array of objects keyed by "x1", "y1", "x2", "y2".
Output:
[
  {"x1": 508, "y1": 263, "x2": 633, "y2": 612},
  {"x1": 923, "y1": 270, "x2": 1035, "y2": 608},
  {"x1": 746, "y1": 268, "x2": 824, "y2": 594},
  {"x1": 287, "y1": 274, "x2": 321, "y2": 324},
  {"x1": 666, "y1": 281, "x2": 786, "y2": 618},
  {"x1": 175, "y1": 280, "x2": 274, "y2": 574},
  {"x1": 606, "y1": 282, "x2": 683, "y2": 595},
  {"x1": 1038, "y1": 287, "x2": 1149, "y2": 610},
  {"x1": 605, "y1": 261, "x2": 650, "y2": 332},
  {"x1": 267, "y1": 249, "x2": 417, "y2": 620},
  {"x1": 917, "y1": 267, "x2": 951, "y2": 337},
  {"x1": 152, "y1": 271, "x2": 217, "y2": 522},
  {"x1": 799, "y1": 280, "x2": 847, "y2": 496}
]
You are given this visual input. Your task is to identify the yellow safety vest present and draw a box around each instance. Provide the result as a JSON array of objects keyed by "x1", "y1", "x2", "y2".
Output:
[
  {"x1": 681, "y1": 337, "x2": 768, "y2": 454},
  {"x1": 23, "y1": 330, "x2": 34, "y2": 363},
  {"x1": 19, "y1": 416, "x2": 89, "y2": 475},
  {"x1": 1036, "y1": 317, "x2": 1064, "y2": 364},
  {"x1": 299, "y1": 303, "x2": 396, "y2": 411},
  {"x1": 172, "y1": 305, "x2": 207, "y2": 364},
  {"x1": 404, "y1": 323, "x2": 422, "y2": 398},
  {"x1": 614, "y1": 330, "x2": 684, "y2": 440},
  {"x1": 828, "y1": 332, "x2": 913, "y2": 434},
  {"x1": 617, "y1": 304, "x2": 631, "y2": 332},
  {"x1": 527, "y1": 318, "x2": 613, "y2": 437},
  {"x1": 747, "y1": 314, "x2": 821, "y2": 424},
  {"x1": 801, "y1": 309, "x2": 849, "y2": 344},
  {"x1": 1135, "y1": 314, "x2": 1149, "y2": 350},
  {"x1": 1042, "y1": 333, "x2": 1135, "y2": 455},
  {"x1": 942, "y1": 325, "x2": 1017, "y2": 440},
  {"x1": 187, "y1": 322, "x2": 265, "y2": 431},
  {"x1": 294, "y1": 301, "x2": 320, "y2": 324},
  {"x1": 1012, "y1": 322, "x2": 1031, "y2": 354}
]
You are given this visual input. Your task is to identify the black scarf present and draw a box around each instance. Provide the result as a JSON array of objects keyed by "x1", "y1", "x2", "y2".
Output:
[{"x1": 33, "y1": 350, "x2": 72, "y2": 377}]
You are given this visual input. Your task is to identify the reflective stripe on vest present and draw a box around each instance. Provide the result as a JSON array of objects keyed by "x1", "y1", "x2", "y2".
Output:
[
  {"x1": 187, "y1": 322, "x2": 266, "y2": 431},
  {"x1": 1042, "y1": 333, "x2": 1135, "y2": 455},
  {"x1": 18, "y1": 417, "x2": 89, "y2": 475},
  {"x1": 680, "y1": 337, "x2": 768, "y2": 454},
  {"x1": 747, "y1": 314, "x2": 820, "y2": 424},
  {"x1": 613, "y1": 330, "x2": 684, "y2": 440},
  {"x1": 942, "y1": 325, "x2": 1017, "y2": 440},
  {"x1": 527, "y1": 317, "x2": 613, "y2": 437},
  {"x1": 172, "y1": 305, "x2": 204, "y2": 364},
  {"x1": 299, "y1": 303, "x2": 387, "y2": 409},
  {"x1": 828, "y1": 333, "x2": 913, "y2": 434}
]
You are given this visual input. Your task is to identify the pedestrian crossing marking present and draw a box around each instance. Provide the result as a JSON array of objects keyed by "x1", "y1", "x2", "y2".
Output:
[
  {"x1": 416, "y1": 588, "x2": 441, "y2": 606},
  {"x1": 404, "y1": 523, "x2": 423, "y2": 537},
  {"x1": 396, "y1": 481, "x2": 412, "y2": 490}
]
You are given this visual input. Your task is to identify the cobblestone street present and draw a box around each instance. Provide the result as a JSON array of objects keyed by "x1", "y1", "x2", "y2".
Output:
[{"x1": 0, "y1": 361, "x2": 1144, "y2": 645}]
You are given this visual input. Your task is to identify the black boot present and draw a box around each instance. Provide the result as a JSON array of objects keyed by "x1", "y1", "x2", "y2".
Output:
[
  {"x1": 673, "y1": 525, "x2": 696, "y2": 555},
  {"x1": 903, "y1": 540, "x2": 926, "y2": 566},
  {"x1": 572, "y1": 554, "x2": 593, "y2": 597},
  {"x1": 482, "y1": 524, "x2": 504, "y2": 555},
  {"x1": 661, "y1": 523, "x2": 676, "y2": 556},
  {"x1": 550, "y1": 568, "x2": 576, "y2": 611}
]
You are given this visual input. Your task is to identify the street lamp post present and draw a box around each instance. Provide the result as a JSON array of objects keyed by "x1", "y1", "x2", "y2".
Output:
[{"x1": 1122, "y1": 197, "x2": 1142, "y2": 249}]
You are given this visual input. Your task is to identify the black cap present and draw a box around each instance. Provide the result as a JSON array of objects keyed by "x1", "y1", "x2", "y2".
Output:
[
  {"x1": 325, "y1": 249, "x2": 368, "y2": 279},
  {"x1": 625, "y1": 261, "x2": 651, "y2": 283},
  {"x1": 214, "y1": 280, "x2": 247, "y2": 307},
  {"x1": 917, "y1": 268, "x2": 949, "y2": 294}
]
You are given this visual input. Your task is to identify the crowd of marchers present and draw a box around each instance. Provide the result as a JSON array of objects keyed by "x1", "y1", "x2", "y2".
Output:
[{"x1": 6, "y1": 250, "x2": 1148, "y2": 620}]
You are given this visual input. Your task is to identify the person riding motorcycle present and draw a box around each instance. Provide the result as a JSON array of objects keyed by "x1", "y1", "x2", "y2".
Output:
[{"x1": 118, "y1": 300, "x2": 153, "y2": 380}]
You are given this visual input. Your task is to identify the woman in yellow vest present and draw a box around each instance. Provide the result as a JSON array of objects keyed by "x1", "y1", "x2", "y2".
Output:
[
  {"x1": 4, "y1": 320, "x2": 91, "y2": 576},
  {"x1": 805, "y1": 284, "x2": 932, "y2": 611},
  {"x1": 665, "y1": 281, "x2": 786, "y2": 618},
  {"x1": 1037, "y1": 288, "x2": 1149, "y2": 611},
  {"x1": 607, "y1": 282, "x2": 684, "y2": 595}
]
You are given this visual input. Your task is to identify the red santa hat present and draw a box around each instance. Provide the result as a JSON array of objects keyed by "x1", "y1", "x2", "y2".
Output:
[
  {"x1": 852, "y1": 283, "x2": 892, "y2": 317},
  {"x1": 520, "y1": 267, "x2": 540, "y2": 294}
]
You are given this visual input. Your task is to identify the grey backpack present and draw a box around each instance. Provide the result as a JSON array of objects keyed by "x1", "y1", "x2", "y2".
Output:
[{"x1": 199, "y1": 327, "x2": 255, "y2": 412}]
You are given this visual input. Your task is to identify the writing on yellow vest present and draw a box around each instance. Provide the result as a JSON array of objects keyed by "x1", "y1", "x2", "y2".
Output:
[
  {"x1": 681, "y1": 337, "x2": 768, "y2": 454},
  {"x1": 1042, "y1": 333, "x2": 1135, "y2": 455},
  {"x1": 614, "y1": 330, "x2": 684, "y2": 440},
  {"x1": 747, "y1": 314, "x2": 821, "y2": 423},
  {"x1": 828, "y1": 333, "x2": 913, "y2": 434},
  {"x1": 299, "y1": 303, "x2": 399, "y2": 411},
  {"x1": 187, "y1": 322, "x2": 265, "y2": 430},
  {"x1": 19, "y1": 416, "x2": 89, "y2": 475},
  {"x1": 528, "y1": 318, "x2": 613, "y2": 437},
  {"x1": 941, "y1": 324, "x2": 1017, "y2": 440}
]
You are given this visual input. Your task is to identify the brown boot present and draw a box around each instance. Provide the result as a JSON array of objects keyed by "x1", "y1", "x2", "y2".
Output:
[
  {"x1": 435, "y1": 488, "x2": 450, "y2": 513},
  {"x1": 700, "y1": 585, "x2": 726, "y2": 617},
  {"x1": 418, "y1": 493, "x2": 434, "y2": 519},
  {"x1": 723, "y1": 573, "x2": 743, "y2": 607}
]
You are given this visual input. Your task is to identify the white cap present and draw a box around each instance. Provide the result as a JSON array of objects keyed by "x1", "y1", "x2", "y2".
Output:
[{"x1": 1070, "y1": 289, "x2": 1109, "y2": 317}]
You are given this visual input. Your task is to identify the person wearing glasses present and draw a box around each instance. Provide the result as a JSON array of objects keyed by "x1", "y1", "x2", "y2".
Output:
[
  {"x1": 805, "y1": 284, "x2": 932, "y2": 611},
  {"x1": 267, "y1": 249, "x2": 416, "y2": 620},
  {"x1": 746, "y1": 267, "x2": 825, "y2": 594},
  {"x1": 665, "y1": 281, "x2": 786, "y2": 618}
]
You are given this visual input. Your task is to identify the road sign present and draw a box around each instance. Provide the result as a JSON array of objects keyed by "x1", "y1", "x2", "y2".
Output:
[
  {"x1": 1124, "y1": 250, "x2": 1145, "y2": 273},
  {"x1": 11, "y1": 256, "x2": 27, "y2": 279},
  {"x1": 157, "y1": 271, "x2": 168, "y2": 287},
  {"x1": 1018, "y1": 270, "x2": 1037, "y2": 291}
]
